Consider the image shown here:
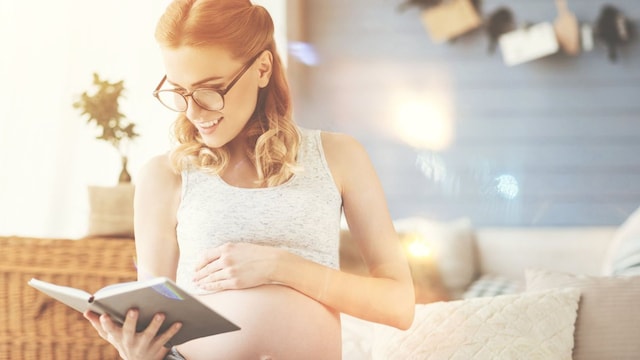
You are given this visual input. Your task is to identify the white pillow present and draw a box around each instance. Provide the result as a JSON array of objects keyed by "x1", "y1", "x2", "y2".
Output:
[
  {"x1": 602, "y1": 206, "x2": 640, "y2": 276},
  {"x1": 371, "y1": 288, "x2": 581, "y2": 360},
  {"x1": 393, "y1": 217, "x2": 476, "y2": 297},
  {"x1": 340, "y1": 314, "x2": 375, "y2": 360}
]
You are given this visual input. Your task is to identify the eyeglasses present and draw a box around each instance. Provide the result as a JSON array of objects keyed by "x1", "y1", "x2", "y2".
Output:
[{"x1": 152, "y1": 53, "x2": 261, "y2": 112}]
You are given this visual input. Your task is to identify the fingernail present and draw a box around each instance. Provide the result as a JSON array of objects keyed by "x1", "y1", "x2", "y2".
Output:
[
  {"x1": 128, "y1": 310, "x2": 137, "y2": 319},
  {"x1": 155, "y1": 313, "x2": 165, "y2": 321}
]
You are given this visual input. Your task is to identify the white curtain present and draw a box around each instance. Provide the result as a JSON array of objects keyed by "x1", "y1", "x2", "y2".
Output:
[{"x1": 0, "y1": 0, "x2": 287, "y2": 239}]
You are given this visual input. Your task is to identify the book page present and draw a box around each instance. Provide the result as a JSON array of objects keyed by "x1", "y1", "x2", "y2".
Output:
[
  {"x1": 28, "y1": 278, "x2": 92, "y2": 313},
  {"x1": 94, "y1": 280, "x2": 145, "y2": 297}
]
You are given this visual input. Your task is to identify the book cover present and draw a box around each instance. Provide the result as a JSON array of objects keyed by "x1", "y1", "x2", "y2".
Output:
[{"x1": 28, "y1": 277, "x2": 240, "y2": 346}]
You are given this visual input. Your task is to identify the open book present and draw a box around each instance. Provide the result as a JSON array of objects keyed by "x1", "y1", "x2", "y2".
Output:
[{"x1": 28, "y1": 277, "x2": 240, "y2": 346}]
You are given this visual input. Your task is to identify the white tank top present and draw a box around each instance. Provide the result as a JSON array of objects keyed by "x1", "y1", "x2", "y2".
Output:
[{"x1": 175, "y1": 128, "x2": 343, "y2": 294}]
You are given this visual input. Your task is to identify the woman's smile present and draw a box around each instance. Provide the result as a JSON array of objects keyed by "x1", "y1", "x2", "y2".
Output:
[{"x1": 194, "y1": 117, "x2": 223, "y2": 135}]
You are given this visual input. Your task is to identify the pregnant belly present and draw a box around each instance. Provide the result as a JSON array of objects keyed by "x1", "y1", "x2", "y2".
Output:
[{"x1": 175, "y1": 285, "x2": 342, "y2": 360}]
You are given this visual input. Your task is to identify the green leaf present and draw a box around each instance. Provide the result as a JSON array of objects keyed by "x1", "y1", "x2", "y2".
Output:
[{"x1": 73, "y1": 73, "x2": 139, "y2": 155}]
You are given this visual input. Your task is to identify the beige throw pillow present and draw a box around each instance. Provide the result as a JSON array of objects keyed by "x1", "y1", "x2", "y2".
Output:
[
  {"x1": 393, "y1": 217, "x2": 477, "y2": 298},
  {"x1": 339, "y1": 229, "x2": 450, "y2": 304},
  {"x1": 526, "y1": 268, "x2": 640, "y2": 360},
  {"x1": 87, "y1": 184, "x2": 135, "y2": 238},
  {"x1": 371, "y1": 288, "x2": 580, "y2": 360}
]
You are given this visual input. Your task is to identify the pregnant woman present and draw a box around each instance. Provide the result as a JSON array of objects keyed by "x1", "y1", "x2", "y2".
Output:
[{"x1": 84, "y1": 1, "x2": 415, "y2": 359}]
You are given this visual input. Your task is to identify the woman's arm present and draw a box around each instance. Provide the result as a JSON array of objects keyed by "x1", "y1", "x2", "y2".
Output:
[
  {"x1": 194, "y1": 132, "x2": 415, "y2": 329},
  {"x1": 275, "y1": 132, "x2": 415, "y2": 329},
  {"x1": 134, "y1": 153, "x2": 182, "y2": 280},
  {"x1": 84, "y1": 153, "x2": 183, "y2": 360}
]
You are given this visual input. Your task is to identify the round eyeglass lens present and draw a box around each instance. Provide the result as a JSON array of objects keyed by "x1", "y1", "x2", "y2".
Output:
[
  {"x1": 157, "y1": 91, "x2": 188, "y2": 112},
  {"x1": 193, "y1": 89, "x2": 224, "y2": 111}
]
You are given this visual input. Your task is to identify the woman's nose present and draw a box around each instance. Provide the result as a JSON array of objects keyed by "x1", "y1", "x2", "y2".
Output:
[{"x1": 185, "y1": 97, "x2": 205, "y2": 120}]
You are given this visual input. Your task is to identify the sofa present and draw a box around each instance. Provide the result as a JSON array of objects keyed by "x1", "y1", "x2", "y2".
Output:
[
  {"x1": 2, "y1": 209, "x2": 639, "y2": 359},
  {"x1": 340, "y1": 213, "x2": 640, "y2": 360}
]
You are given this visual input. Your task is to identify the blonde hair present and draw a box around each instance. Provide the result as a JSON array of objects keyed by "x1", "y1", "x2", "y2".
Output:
[{"x1": 155, "y1": 0, "x2": 299, "y2": 187}]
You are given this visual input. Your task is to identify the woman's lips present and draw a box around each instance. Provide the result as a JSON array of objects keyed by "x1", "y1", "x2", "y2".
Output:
[{"x1": 195, "y1": 117, "x2": 222, "y2": 135}]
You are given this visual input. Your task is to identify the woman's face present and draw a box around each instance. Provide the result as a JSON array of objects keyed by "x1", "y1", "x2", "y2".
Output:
[{"x1": 160, "y1": 45, "x2": 270, "y2": 149}]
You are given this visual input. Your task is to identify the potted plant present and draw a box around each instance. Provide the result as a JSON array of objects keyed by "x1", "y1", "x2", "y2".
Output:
[{"x1": 73, "y1": 73, "x2": 140, "y2": 183}]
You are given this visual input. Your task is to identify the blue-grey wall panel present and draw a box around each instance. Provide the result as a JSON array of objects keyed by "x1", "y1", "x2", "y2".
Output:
[{"x1": 293, "y1": 0, "x2": 640, "y2": 226}]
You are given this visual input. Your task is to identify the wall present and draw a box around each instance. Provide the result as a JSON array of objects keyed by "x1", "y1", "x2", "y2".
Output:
[
  {"x1": 290, "y1": 0, "x2": 640, "y2": 226},
  {"x1": 0, "y1": 0, "x2": 172, "y2": 238}
]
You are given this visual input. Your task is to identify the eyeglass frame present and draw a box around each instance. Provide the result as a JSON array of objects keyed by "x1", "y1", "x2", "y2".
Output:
[{"x1": 152, "y1": 52, "x2": 262, "y2": 112}]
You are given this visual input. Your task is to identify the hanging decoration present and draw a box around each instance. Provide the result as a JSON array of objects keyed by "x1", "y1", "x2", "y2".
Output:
[
  {"x1": 595, "y1": 5, "x2": 636, "y2": 62},
  {"x1": 398, "y1": 0, "x2": 637, "y2": 66},
  {"x1": 399, "y1": 0, "x2": 483, "y2": 43},
  {"x1": 419, "y1": 0, "x2": 483, "y2": 44},
  {"x1": 397, "y1": 0, "x2": 446, "y2": 12},
  {"x1": 553, "y1": 0, "x2": 581, "y2": 55},
  {"x1": 486, "y1": 7, "x2": 516, "y2": 54},
  {"x1": 499, "y1": 22, "x2": 560, "y2": 66}
]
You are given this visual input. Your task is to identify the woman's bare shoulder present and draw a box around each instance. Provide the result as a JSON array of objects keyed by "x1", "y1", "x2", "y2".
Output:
[
  {"x1": 319, "y1": 131, "x2": 373, "y2": 191},
  {"x1": 137, "y1": 153, "x2": 181, "y2": 190},
  {"x1": 321, "y1": 131, "x2": 370, "y2": 171},
  {"x1": 320, "y1": 131, "x2": 369, "y2": 162}
]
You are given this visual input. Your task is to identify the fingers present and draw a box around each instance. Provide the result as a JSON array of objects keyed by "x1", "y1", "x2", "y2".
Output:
[
  {"x1": 99, "y1": 313, "x2": 119, "y2": 335},
  {"x1": 142, "y1": 313, "x2": 183, "y2": 356},
  {"x1": 195, "y1": 243, "x2": 273, "y2": 291},
  {"x1": 197, "y1": 277, "x2": 237, "y2": 292},
  {"x1": 194, "y1": 263, "x2": 223, "y2": 283},
  {"x1": 142, "y1": 313, "x2": 168, "y2": 340},
  {"x1": 195, "y1": 247, "x2": 222, "y2": 272},
  {"x1": 84, "y1": 310, "x2": 109, "y2": 339},
  {"x1": 83, "y1": 310, "x2": 100, "y2": 324},
  {"x1": 194, "y1": 254, "x2": 229, "y2": 284},
  {"x1": 155, "y1": 321, "x2": 183, "y2": 348},
  {"x1": 197, "y1": 265, "x2": 229, "y2": 283},
  {"x1": 98, "y1": 313, "x2": 125, "y2": 351},
  {"x1": 121, "y1": 309, "x2": 139, "y2": 339},
  {"x1": 195, "y1": 262, "x2": 238, "y2": 292},
  {"x1": 84, "y1": 309, "x2": 182, "y2": 359}
]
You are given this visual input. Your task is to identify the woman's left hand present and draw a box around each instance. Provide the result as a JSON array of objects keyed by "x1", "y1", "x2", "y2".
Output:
[{"x1": 193, "y1": 242, "x2": 283, "y2": 292}]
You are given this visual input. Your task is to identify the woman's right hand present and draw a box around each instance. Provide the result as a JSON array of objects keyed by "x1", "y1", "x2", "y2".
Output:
[{"x1": 84, "y1": 309, "x2": 182, "y2": 360}]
